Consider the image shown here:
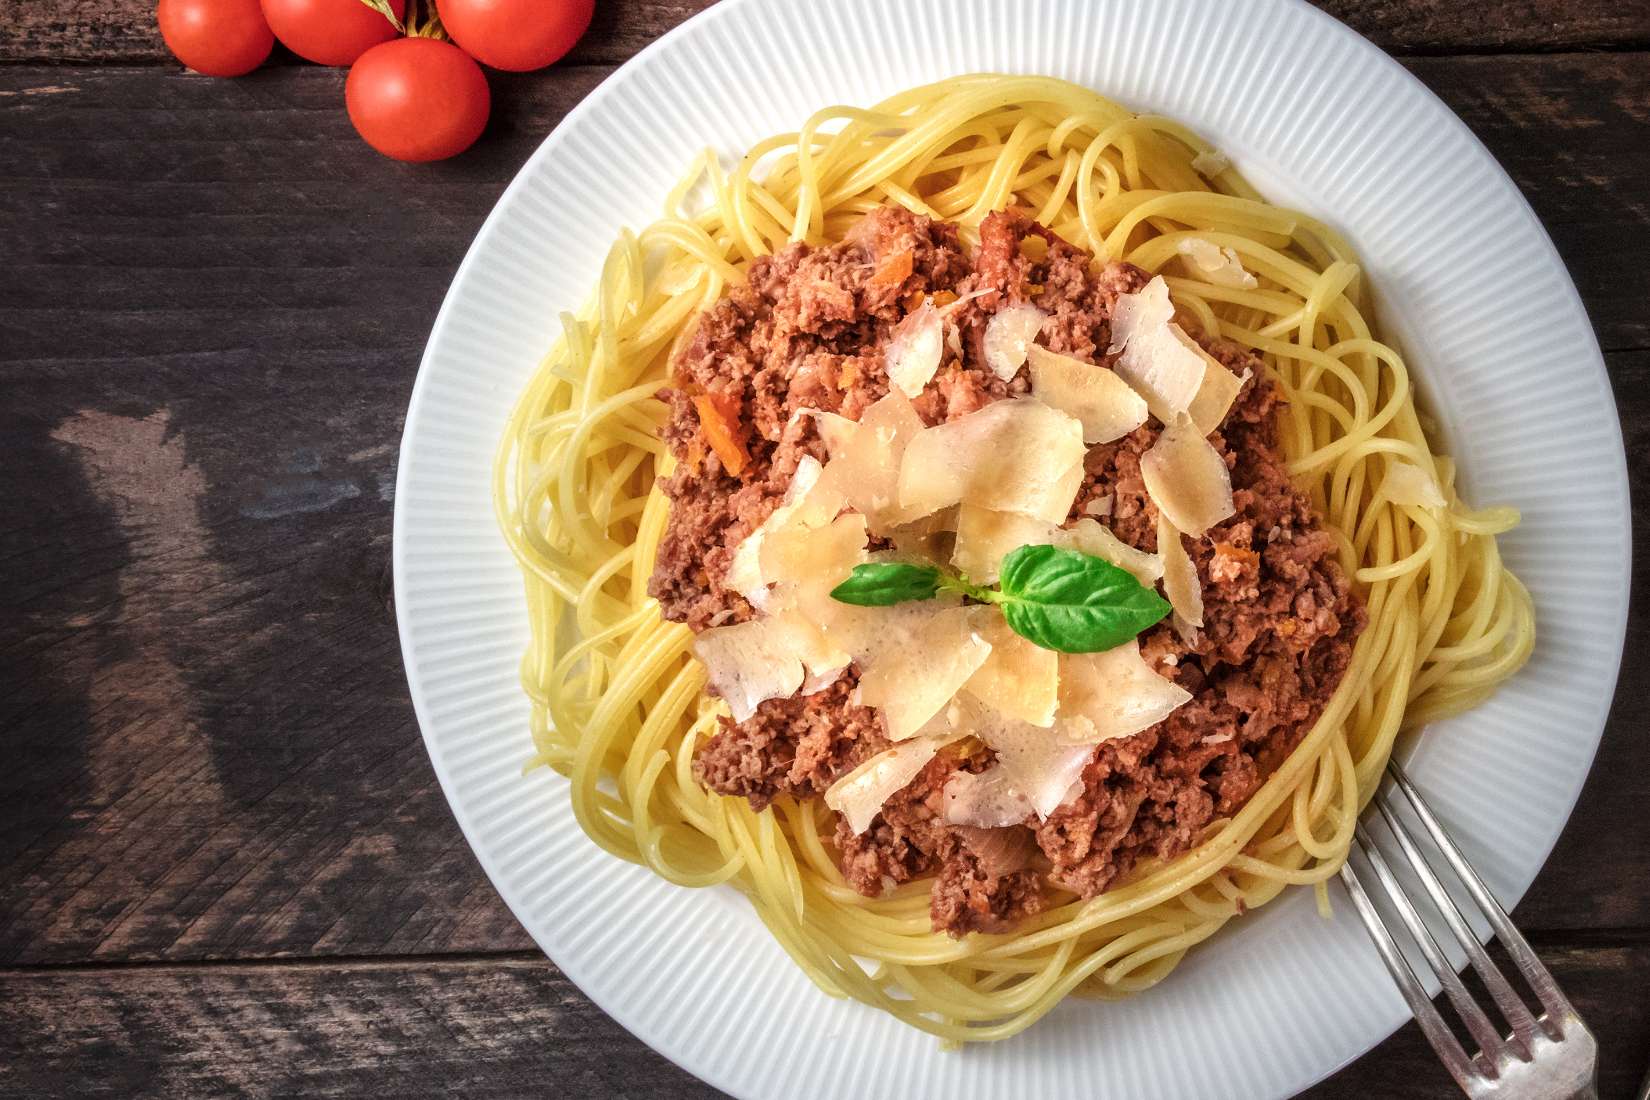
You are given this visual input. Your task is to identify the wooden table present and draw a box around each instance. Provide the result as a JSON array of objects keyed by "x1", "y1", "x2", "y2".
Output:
[{"x1": 3, "y1": 1, "x2": 1647, "y2": 1095}]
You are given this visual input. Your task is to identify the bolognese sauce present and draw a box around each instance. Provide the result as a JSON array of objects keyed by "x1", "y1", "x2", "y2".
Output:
[{"x1": 649, "y1": 207, "x2": 1364, "y2": 936}]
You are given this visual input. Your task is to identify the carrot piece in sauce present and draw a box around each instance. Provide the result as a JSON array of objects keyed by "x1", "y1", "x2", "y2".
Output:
[
  {"x1": 692, "y1": 393, "x2": 750, "y2": 476},
  {"x1": 869, "y1": 248, "x2": 914, "y2": 288}
]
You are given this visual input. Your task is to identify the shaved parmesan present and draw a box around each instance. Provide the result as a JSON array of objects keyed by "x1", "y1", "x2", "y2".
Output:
[
  {"x1": 725, "y1": 453, "x2": 868, "y2": 621},
  {"x1": 814, "y1": 389, "x2": 928, "y2": 533},
  {"x1": 886, "y1": 506, "x2": 958, "y2": 562},
  {"x1": 725, "y1": 456, "x2": 842, "y2": 610},
  {"x1": 953, "y1": 509, "x2": 1162, "y2": 589},
  {"x1": 853, "y1": 606, "x2": 992, "y2": 740},
  {"x1": 938, "y1": 696, "x2": 1093, "y2": 824},
  {"x1": 1192, "y1": 149, "x2": 1231, "y2": 177},
  {"x1": 1177, "y1": 238, "x2": 1259, "y2": 290},
  {"x1": 1109, "y1": 274, "x2": 1176, "y2": 352},
  {"x1": 1140, "y1": 413, "x2": 1235, "y2": 536},
  {"x1": 1027, "y1": 345, "x2": 1149, "y2": 444},
  {"x1": 885, "y1": 302, "x2": 945, "y2": 397},
  {"x1": 898, "y1": 399, "x2": 1085, "y2": 524},
  {"x1": 964, "y1": 612, "x2": 1059, "y2": 727},
  {"x1": 693, "y1": 613, "x2": 845, "y2": 723},
  {"x1": 828, "y1": 735, "x2": 956, "y2": 835},
  {"x1": 801, "y1": 663, "x2": 847, "y2": 696},
  {"x1": 1384, "y1": 460, "x2": 1447, "y2": 509},
  {"x1": 986, "y1": 723, "x2": 1097, "y2": 819},
  {"x1": 983, "y1": 305, "x2": 1048, "y2": 381},
  {"x1": 953, "y1": 506, "x2": 1050, "y2": 584},
  {"x1": 1183, "y1": 337, "x2": 1250, "y2": 435},
  {"x1": 1062, "y1": 518, "x2": 1164, "y2": 587},
  {"x1": 943, "y1": 766, "x2": 1032, "y2": 829},
  {"x1": 809, "y1": 409, "x2": 859, "y2": 456},
  {"x1": 1108, "y1": 277, "x2": 1207, "y2": 422},
  {"x1": 1158, "y1": 512, "x2": 1203, "y2": 638},
  {"x1": 1083, "y1": 494, "x2": 1114, "y2": 517},
  {"x1": 765, "y1": 512, "x2": 869, "y2": 617},
  {"x1": 1057, "y1": 640, "x2": 1192, "y2": 743}
]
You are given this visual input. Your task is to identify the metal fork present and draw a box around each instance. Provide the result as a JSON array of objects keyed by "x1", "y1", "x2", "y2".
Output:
[{"x1": 1338, "y1": 761, "x2": 1598, "y2": 1099}]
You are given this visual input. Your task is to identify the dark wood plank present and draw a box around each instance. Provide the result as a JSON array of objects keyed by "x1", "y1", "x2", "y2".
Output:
[
  {"x1": 1, "y1": 52, "x2": 1646, "y2": 972},
  {"x1": 3, "y1": 0, "x2": 719, "y2": 66},
  {"x1": 0, "y1": 943, "x2": 1645, "y2": 1098},
  {"x1": 1329, "y1": 0, "x2": 1650, "y2": 52},
  {"x1": 0, "y1": 63, "x2": 618, "y2": 966},
  {"x1": 0, "y1": 955, "x2": 715, "y2": 1099},
  {"x1": 5, "y1": 0, "x2": 1650, "y2": 67}
]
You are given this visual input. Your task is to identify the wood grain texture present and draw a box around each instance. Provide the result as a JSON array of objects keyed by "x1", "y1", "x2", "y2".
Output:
[
  {"x1": 5, "y1": 0, "x2": 721, "y2": 66},
  {"x1": 0, "y1": 63, "x2": 610, "y2": 967},
  {"x1": 2, "y1": 14, "x2": 1649, "y2": 1098},
  {"x1": 1, "y1": 945, "x2": 1646, "y2": 1099},
  {"x1": 0, "y1": 956, "x2": 710, "y2": 1099},
  {"x1": 5, "y1": 0, "x2": 1650, "y2": 65}
]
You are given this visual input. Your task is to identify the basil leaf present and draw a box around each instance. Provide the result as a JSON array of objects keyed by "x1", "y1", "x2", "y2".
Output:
[
  {"x1": 995, "y1": 543, "x2": 1171, "y2": 653},
  {"x1": 830, "y1": 561, "x2": 943, "y2": 606}
]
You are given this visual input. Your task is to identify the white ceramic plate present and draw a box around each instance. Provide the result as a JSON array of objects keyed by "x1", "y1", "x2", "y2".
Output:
[{"x1": 393, "y1": 0, "x2": 1629, "y2": 1095}]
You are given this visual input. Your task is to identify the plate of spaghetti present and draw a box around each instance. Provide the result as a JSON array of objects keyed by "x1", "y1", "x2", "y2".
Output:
[{"x1": 392, "y1": 0, "x2": 1629, "y2": 1096}]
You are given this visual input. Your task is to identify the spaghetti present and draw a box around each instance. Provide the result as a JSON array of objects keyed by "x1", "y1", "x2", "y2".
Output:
[{"x1": 494, "y1": 74, "x2": 1533, "y2": 1041}]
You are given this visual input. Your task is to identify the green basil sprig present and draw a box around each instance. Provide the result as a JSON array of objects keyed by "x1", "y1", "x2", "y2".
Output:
[{"x1": 829, "y1": 543, "x2": 1170, "y2": 654}]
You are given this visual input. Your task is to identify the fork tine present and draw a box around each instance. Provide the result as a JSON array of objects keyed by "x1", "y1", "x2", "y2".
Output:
[
  {"x1": 1388, "y1": 761, "x2": 1579, "y2": 1029},
  {"x1": 1339, "y1": 848, "x2": 1476, "y2": 1090},
  {"x1": 1354, "y1": 821, "x2": 1510, "y2": 1063},
  {"x1": 1373, "y1": 793, "x2": 1542, "y2": 1055}
]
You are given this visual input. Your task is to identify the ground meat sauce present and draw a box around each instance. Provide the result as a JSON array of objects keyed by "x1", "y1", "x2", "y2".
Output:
[{"x1": 650, "y1": 207, "x2": 1365, "y2": 936}]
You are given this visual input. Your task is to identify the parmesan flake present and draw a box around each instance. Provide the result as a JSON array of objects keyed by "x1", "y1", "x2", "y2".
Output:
[
  {"x1": 1140, "y1": 413, "x2": 1235, "y2": 536},
  {"x1": 952, "y1": 510, "x2": 1161, "y2": 589},
  {"x1": 1177, "y1": 238, "x2": 1259, "y2": 290},
  {"x1": 1180, "y1": 333, "x2": 1250, "y2": 435},
  {"x1": 828, "y1": 734, "x2": 959, "y2": 835},
  {"x1": 1056, "y1": 640, "x2": 1193, "y2": 743},
  {"x1": 952, "y1": 506, "x2": 1050, "y2": 584},
  {"x1": 1062, "y1": 518, "x2": 1164, "y2": 587},
  {"x1": 812, "y1": 389, "x2": 928, "y2": 534},
  {"x1": 898, "y1": 399, "x2": 1085, "y2": 525},
  {"x1": 942, "y1": 766, "x2": 1033, "y2": 829},
  {"x1": 1108, "y1": 277, "x2": 1208, "y2": 422},
  {"x1": 693, "y1": 613, "x2": 847, "y2": 723},
  {"x1": 1158, "y1": 511, "x2": 1204, "y2": 639},
  {"x1": 1027, "y1": 344, "x2": 1150, "y2": 444},
  {"x1": 852, "y1": 606, "x2": 992, "y2": 740},
  {"x1": 1384, "y1": 460, "x2": 1448, "y2": 509},
  {"x1": 725, "y1": 456, "x2": 845, "y2": 611},
  {"x1": 983, "y1": 304, "x2": 1048, "y2": 381},
  {"x1": 963, "y1": 612, "x2": 1059, "y2": 727},
  {"x1": 885, "y1": 302, "x2": 945, "y2": 397}
]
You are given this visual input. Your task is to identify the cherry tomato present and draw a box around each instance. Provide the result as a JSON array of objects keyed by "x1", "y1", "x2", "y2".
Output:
[
  {"x1": 260, "y1": 0, "x2": 405, "y2": 67},
  {"x1": 345, "y1": 38, "x2": 490, "y2": 162},
  {"x1": 436, "y1": 0, "x2": 593, "y2": 72},
  {"x1": 157, "y1": 0, "x2": 274, "y2": 78}
]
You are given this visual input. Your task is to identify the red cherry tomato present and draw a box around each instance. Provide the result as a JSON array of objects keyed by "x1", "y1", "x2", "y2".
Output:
[
  {"x1": 260, "y1": 0, "x2": 405, "y2": 67},
  {"x1": 157, "y1": 0, "x2": 274, "y2": 77},
  {"x1": 345, "y1": 38, "x2": 490, "y2": 163},
  {"x1": 435, "y1": 0, "x2": 593, "y2": 72}
]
